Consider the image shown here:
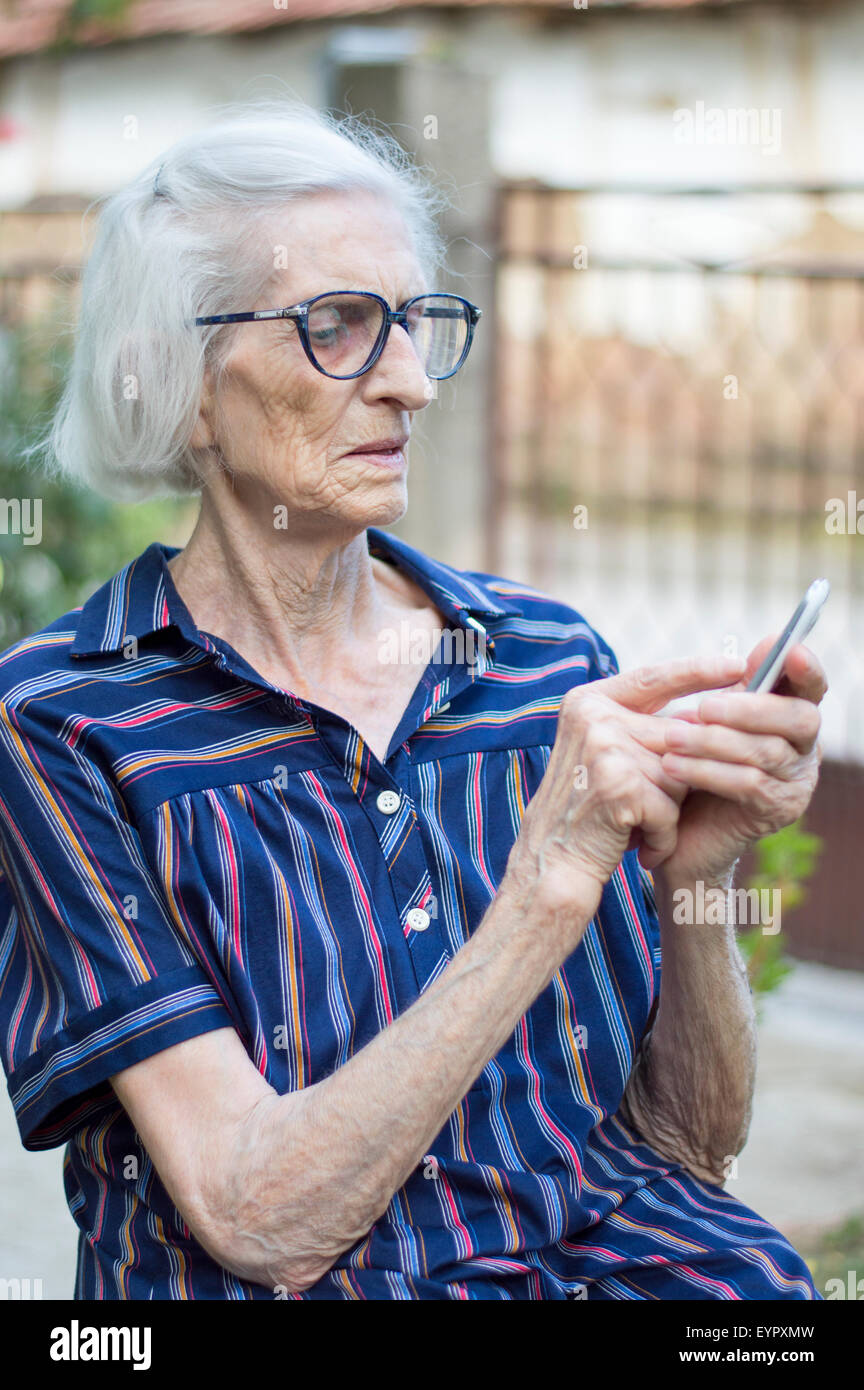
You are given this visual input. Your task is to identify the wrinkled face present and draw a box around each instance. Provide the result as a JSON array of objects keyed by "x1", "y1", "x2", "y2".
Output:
[{"x1": 192, "y1": 188, "x2": 433, "y2": 536}]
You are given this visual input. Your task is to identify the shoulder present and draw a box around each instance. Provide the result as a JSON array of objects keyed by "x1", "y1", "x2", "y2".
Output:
[
  {"x1": 0, "y1": 541, "x2": 168, "y2": 725},
  {"x1": 0, "y1": 607, "x2": 86, "y2": 714},
  {"x1": 0, "y1": 611, "x2": 107, "y2": 793},
  {"x1": 462, "y1": 565, "x2": 619, "y2": 680},
  {"x1": 370, "y1": 528, "x2": 618, "y2": 678}
]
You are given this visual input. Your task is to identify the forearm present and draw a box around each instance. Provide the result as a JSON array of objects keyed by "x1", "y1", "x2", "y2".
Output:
[
  {"x1": 619, "y1": 865, "x2": 757, "y2": 1185},
  {"x1": 206, "y1": 868, "x2": 594, "y2": 1292}
]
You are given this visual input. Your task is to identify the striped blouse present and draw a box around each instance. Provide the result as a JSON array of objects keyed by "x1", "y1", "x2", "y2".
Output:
[{"x1": 0, "y1": 526, "x2": 663, "y2": 1299}]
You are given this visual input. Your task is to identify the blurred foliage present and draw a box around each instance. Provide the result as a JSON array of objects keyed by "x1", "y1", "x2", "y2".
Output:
[
  {"x1": 0, "y1": 319, "x2": 195, "y2": 651},
  {"x1": 737, "y1": 929, "x2": 795, "y2": 1012},
  {"x1": 800, "y1": 1213, "x2": 864, "y2": 1295},
  {"x1": 738, "y1": 819, "x2": 823, "y2": 1014},
  {"x1": 68, "y1": 0, "x2": 133, "y2": 18},
  {"x1": 747, "y1": 817, "x2": 823, "y2": 911},
  {"x1": 53, "y1": 0, "x2": 135, "y2": 50}
]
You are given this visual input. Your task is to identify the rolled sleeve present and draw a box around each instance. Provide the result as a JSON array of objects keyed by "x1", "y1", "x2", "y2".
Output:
[{"x1": 0, "y1": 699, "x2": 234, "y2": 1150}]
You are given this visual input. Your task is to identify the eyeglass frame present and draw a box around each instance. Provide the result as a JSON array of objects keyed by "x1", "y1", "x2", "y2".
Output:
[{"x1": 194, "y1": 290, "x2": 482, "y2": 381}]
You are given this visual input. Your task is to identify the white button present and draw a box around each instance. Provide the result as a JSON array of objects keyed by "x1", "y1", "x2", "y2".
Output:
[
  {"x1": 376, "y1": 789, "x2": 401, "y2": 814},
  {"x1": 406, "y1": 908, "x2": 431, "y2": 932}
]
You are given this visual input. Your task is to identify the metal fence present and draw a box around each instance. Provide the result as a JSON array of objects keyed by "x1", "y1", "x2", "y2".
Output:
[
  {"x1": 488, "y1": 180, "x2": 864, "y2": 966},
  {"x1": 0, "y1": 201, "x2": 85, "y2": 326},
  {"x1": 488, "y1": 181, "x2": 864, "y2": 746}
]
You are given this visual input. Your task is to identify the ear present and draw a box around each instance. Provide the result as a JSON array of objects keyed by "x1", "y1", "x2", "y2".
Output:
[{"x1": 190, "y1": 361, "x2": 217, "y2": 450}]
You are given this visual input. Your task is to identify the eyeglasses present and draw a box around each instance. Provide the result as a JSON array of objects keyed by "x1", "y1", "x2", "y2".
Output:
[{"x1": 194, "y1": 291, "x2": 481, "y2": 381}]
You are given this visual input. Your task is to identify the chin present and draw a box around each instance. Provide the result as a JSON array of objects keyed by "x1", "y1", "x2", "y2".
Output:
[
  {"x1": 346, "y1": 481, "x2": 408, "y2": 528},
  {"x1": 362, "y1": 492, "x2": 409, "y2": 528}
]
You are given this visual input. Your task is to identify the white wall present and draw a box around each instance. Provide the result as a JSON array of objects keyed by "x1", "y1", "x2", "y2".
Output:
[{"x1": 2, "y1": 6, "x2": 864, "y2": 205}]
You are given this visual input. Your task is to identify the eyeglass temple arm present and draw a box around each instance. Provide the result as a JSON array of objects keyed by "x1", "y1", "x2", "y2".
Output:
[{"x1": 194, "y1": 309, "x2": 296, "y2": 326}]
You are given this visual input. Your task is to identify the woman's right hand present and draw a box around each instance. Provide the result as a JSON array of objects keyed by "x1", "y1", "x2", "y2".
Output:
[{"x1": 504, "y1": 655, "x2": 748, "y2": 929}]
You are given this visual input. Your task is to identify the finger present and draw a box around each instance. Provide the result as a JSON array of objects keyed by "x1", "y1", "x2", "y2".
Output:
[
  {"x1": 771, "y1": 643, "x2": 828, "y2": 704},
  {"x1": 664, "y1": 719, "x2": 798, "y2": 775},
  {"x1": 740, "y1": 633, "x2": 777, "y2": 689},
  {"x1": 631, "y1": 780, "x2": 683, "y2": 869},
  {"x1": 629, "y1": 827, "x2": 670, "y2": 874},
  {"x1": 663, "y1": 707, "x2": 703, "y2": 724},
  {"x1": 561, "y1": 705, "x2": 689, "y2": 801},
  {"x1": 739, "y1": 635, "x2": 828, "y2": 704},
  {"x1": 560, "y1": 696, "x2": 716, "y2": 757},
  {"x1": 596, "y1": 708, "x2": 699, "y2": 756},
  {"x1": 630, "y1": 740, "x2": 690, "y2": 803},
  {"x1": 660, "y1": 751, "x2": 765, "y2": 803},
  {"x1": 659, "y1": 751, "x2": 814, "y2": 830},
  {"x1": 598, "y1": 654, "x2": 747, "y2": 714},
  {"x1": 575, "y1": 707, "x2": 708, "y2": 787},
  {"x1": 695, "y1": 691, "x2": 821, "y2": 755}
]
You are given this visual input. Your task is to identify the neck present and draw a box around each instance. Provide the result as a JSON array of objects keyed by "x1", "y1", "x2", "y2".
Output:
[{"x1": 167, "y1": 492, "x2": 399, "y2": 685}]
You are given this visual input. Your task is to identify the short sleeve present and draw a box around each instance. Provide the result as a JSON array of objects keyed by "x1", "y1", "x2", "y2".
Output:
[{"x1": 0, "y1": 698, "x2": 234, "y2": 1150}]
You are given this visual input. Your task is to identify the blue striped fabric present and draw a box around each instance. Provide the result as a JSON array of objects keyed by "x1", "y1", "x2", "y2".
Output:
[{"x1": 0, "y1": 528, "x2": 818, "y2": 1299}]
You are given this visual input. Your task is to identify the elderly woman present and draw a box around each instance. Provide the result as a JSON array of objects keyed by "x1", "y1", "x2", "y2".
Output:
[{"x1": 0, "y1": 101, "x2": 826, "y2": 1302}]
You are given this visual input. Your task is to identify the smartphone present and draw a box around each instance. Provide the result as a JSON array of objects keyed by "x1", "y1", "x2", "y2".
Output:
[{"x1": 745, "y1": 578, "x2": 830, "y2": 694}]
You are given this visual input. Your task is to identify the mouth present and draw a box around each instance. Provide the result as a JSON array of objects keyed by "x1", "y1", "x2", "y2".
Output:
[
  {"x1": 343, "y1": 435, "x2": 409, "y2": 465},
  {"x1": 343, "y1": 436, "x2": 411, "y2": 469}
]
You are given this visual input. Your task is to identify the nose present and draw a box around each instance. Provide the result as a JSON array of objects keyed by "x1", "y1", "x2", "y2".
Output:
[{"x1": 361, "y1": 321, "x2": 434, "y2": 410}]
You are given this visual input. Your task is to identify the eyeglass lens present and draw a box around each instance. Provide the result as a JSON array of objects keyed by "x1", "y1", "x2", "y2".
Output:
[{"x1": 306, "y1": 294, "x2": 469, "y2": 378}]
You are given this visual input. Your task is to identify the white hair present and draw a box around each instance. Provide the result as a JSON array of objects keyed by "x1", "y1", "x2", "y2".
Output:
[{"x1": 27, "y1": 98, "x2": 450, "y2": 501}]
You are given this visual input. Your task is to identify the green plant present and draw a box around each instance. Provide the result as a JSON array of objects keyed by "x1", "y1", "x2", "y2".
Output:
[
  {"x1": 68, "y1": 0, "x2": 132, "y2": 20},
  {"x1": 0, "y1": 317, "x2": 194, "y2": 649},
  {"x1": 48, "y1": 0, "x2": 137, "y2": 55},
  {"x1": 799, "y1": 1213, "x2": 864, "y2": 1293},
  {"x1": 737, "y1": 819, "x2": 823, "y2": 1014}
]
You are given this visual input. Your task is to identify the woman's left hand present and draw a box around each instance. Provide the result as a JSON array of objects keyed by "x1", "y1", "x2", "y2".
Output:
[{"x1": 646, "y1": 639, "x2": 827, "y2": 887}]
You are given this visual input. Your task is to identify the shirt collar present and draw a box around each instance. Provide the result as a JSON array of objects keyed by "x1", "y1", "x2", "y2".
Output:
[{"x1": 69, "y1": 527, "x2": 523, "y2": 659}]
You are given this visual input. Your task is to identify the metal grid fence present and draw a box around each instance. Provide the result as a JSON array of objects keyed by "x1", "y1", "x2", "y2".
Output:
[{"x1": 487, "y1": 181, "x2": 864, "y2": 965}]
